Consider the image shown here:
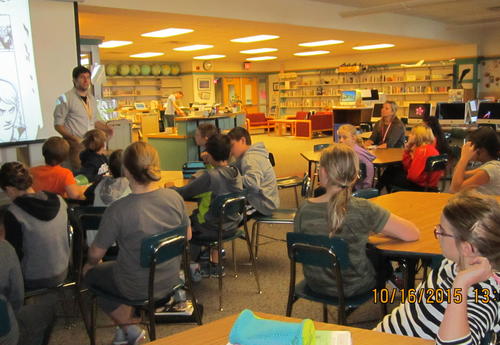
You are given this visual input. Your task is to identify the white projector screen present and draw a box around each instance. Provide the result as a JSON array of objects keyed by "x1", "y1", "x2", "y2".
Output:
[{"x1": 0, "y1": 0, "x2": 42, "y2": 144}]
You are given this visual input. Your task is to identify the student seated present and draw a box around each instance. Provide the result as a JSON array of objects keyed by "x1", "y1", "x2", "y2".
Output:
[
  {"x1": 194, "y1": 123, "x2": 219, "y2": 164},
  {"x1": 378, "y1": 125, "x2": 442, "y2": 192},
  {"x1": 172, "y1": 134, "x2": 243, "y2": 276},
  {"x1": 365, "y1": 101, "x2": 406, "y2": 148},
  {"x1": 376, "y1": 191, "x2": 500, "y2": 345},
  {"x1": 449, "y1": 127, "x2": 500, "y2": 195},
  {"x1": 0, "y1": 239, "x2": 56, "y2": 345},
  {"x1": 227, "y1": 126, "x2": 279, "y2": 216},
  {"x1": 84, "y1": 149, "x2": 131, "y2": 206},
  {"x1": 83, "y1": 142, "x2": 190, "y2": 345},
  {"x1": 78, "y1": 129, "x2": 109, "y2": 182},
  {"x1": 30, "y1": 136, "x2": 85, "y2": 200},
  {"x1": 337, "y1": 124, "x2": 375, "y2": 190},
  {"x1": 294, "y1": 144, "x2": 419, "y2": 297},
  {"x1": 0, "y1": 162, "x2": 70, "y2": 290}
]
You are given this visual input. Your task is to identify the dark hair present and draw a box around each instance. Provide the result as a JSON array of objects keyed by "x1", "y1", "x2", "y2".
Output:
[
  {"x1": 43, "y1": 137, "x2": 70, "y2": 166},
  {"x1": 0, "y1": 162, "x2": 33, "y2": 191},
  {"x1": 109, "y1": 149, "x2": 123, "y2": 178},
  {"x1": 72, "y1": 65, "x2": 91, "y2": 80},
  {"x1": 82, "y1": 129, "x2": 106, "y2": 152},
  {"x1": 424, "y1": 116, "x2": 451, "y2": 156},
  {"x1": 227, "y1": 127, "x2": 252, "y2": 145},
  {"x1": 197, "y1": 123, "x2": 219, "y2": 139},
  {"x1": 123, "y1": 142, "x2": 161, "y2": 185},
  {"x1": 175, "y1": 91, "x2": 184, "y2": 96},
  {"x1": 468, "y1": 127, "x2": 500, "y2": 159},
  {"x1": 205, "y1": 135, "x2": 231, "y2": 162}
]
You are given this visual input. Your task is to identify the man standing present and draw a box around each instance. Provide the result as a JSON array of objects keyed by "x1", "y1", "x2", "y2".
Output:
[
  {"x1": 53, "y1": 66, "x2": 113, "y2": 170},
  {"x1": 163, "y1": 91, "x2": 186, "y2": 129}
]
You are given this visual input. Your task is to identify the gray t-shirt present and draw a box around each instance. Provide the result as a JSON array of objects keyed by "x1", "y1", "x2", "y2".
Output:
[
  {"x1": 476, "y1": 160, "x2": 500, "y2": 196},
  {"x1": 293, "y1": 197, "x2": 390, "y2": 297},
  {"x1": 164, "y1": 94, "x2": 177, "y2": 115},
  {"x1": 53, "y1": 87, "x2": 99, "y2": 138},
  {"x1": 93, "y1": 188, "x2": 189, "y2": 300}
]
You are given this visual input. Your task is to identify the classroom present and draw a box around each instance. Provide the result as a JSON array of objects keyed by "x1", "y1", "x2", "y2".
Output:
[{"x1": 1, "y1": 1, "x2": 500, "y2": 345}]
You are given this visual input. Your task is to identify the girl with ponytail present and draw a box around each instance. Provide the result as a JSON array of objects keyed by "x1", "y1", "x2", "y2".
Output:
[{"x1": 293, "y1": 143, "x2": 420, "y2": 297}]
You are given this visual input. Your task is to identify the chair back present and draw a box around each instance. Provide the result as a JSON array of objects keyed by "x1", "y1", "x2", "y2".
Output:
[
  {"x1": 212, "y1": 191, "x2": 247, "y2": 220},
  {"x1": 296, "y1": 111, "x2": 309, "y2": 120},
  {"x1": 352, "y1": 188, "x2": 379, "y2": 199},
  {"x1": 359, "y1": 162, "x2": 367, "y2": 180},
  {"x1": 313, "y1": 143, "x2": 330, "y2": 152},
  {"x1": 140, "y1": 225, "x2": 187, "y2": 268},
  {"x1": 268, "y1": 152, "x2": 276, "y2": 167},
  {"x1": 0, "y1": 298, "x2": 10, "y2": 337},
  {"x1": 359, "y1": 122, "x2": 372, "y2": 132},
  {"x1": 286, "y1": 232, "x2": 349, "y2": 270},
  {"x1": 425, "y1": 154, "x2": 448, "y2": 172},
  {"x1": 301, "y1": 173, "x2": 311, "y2": 198}
]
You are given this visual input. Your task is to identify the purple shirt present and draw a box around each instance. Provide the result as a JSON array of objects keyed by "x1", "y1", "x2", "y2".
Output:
[{"x1": 354, "y1": 144, "x2": 375, "y2": 190}]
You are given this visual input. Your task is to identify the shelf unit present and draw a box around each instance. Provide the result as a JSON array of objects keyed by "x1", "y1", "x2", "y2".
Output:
[
  {"x1": 277, "y1": 64, "x2": 455, "y2": 118},
  {"x1": 102, "y1": 76, "x2": 183, "y2": 106}
]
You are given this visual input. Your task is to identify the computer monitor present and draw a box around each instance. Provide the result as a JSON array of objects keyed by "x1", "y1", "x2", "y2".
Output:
[
  {"x1": 339, "y1": 90, "x2": 360, "y2": 106},
  {"x1": 477, "y1": 102, "x2": 500, "y2": 125},
  {"x1": 408, "y1": 103, "x2": 431, "y2": 125},
  {"x1": 371, "y1": 103, "x2": 383, "y2": 123},
  {"x1": 436, "y1": 102, "x2": 466, "y2": 126},
  {"x1": 360, "y1": 89, "x2": 379, "y2": 101},
  {"x1": 466, "y1": 100, "x2": 479, "y2": 124}
]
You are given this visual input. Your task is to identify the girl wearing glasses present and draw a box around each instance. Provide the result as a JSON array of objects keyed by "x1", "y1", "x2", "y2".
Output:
[{"x1": 376, "y1": 191, "x2": 500, "y2": 345}]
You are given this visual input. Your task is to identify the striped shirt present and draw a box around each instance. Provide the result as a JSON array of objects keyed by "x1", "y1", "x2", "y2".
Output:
[{"x1": 375, "y1": 259, "x2": 500, "y2": 345}]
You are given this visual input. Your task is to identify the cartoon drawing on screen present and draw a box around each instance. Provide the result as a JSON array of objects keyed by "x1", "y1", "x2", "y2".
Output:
[
  {"x1": 0, "y1": 15, "x2": 13, "y2": 50},
  {"x1": 0, "y1": 79, "x2": 27, "y2": 142}
]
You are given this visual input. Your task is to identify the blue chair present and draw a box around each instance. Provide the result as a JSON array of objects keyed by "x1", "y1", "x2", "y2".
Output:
[
  {"x1": 269, "y1": 152, "x2": 306, "y2": 208},
  {"x1": 0, "y1": 298, "x2": 11, "y2": 338},
  {"x1": 87, "y1": 224, "x2": 202, "y2": 344},
  {"x1": 191, "y1": 191, "x2": 261, "y2": 311},
  {"x1": 286, "y1": 232, "x2": 385, "y2": 325},
  {"x1": 352, "y1": 188, "x2": 379, "y2": 199},
  {"x1": 424, "y1": 154, "x2": 448, "y2": 192}
]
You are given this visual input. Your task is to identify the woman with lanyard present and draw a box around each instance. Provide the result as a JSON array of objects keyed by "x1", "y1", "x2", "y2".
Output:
[{"x1": 366, "y1": 101, "x2": 406, "y2": 148}]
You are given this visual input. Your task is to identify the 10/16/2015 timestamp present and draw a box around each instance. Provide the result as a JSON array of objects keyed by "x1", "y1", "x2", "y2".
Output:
[{"x1": 372, "y1": 288, "x2": 464, "y2": 304}]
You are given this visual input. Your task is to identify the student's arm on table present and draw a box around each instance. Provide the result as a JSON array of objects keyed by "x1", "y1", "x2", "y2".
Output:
[{"x1": 380, "y1": 214, "x2": 420, "y2": 241}]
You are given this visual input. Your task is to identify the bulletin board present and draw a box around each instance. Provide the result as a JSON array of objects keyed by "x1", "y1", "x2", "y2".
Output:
[{"x1": 478, "y1": 58, "x2": 500, "y2": 97}]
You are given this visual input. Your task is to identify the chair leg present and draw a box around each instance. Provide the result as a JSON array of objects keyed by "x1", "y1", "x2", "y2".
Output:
[
  {"x1": 183, "y1": 267, "x2": 203, "y2": 325},
  {"x1": 90, "y1": 295, "x2": 97, "y2": 345},
  {"x1": 337, "y1": 307, "x2": 346, "y2": 325},
  {"x1": 323, "y1": 304, "x2": 328, "y2": 323},
  {"x1": 242, "y1": 225, "x2": 262, "y2": 295},
  {"x1": 76, "y1": 285, "x2": 91, "y2": 339},
  {"x1": 148, "y1": 303, "x2": 156, "y2": 341},
  {"x1": 251, "y1": 221, "x2": 259, "y2": 260},
  {"x1": 232, "y1": 240, "x2": 238, "y2": 278},
  {"x1": 293, "y1": 186, "x2": 299, "y2": 208},
  {"x1": 218, "y1": 242, "x2": 224, "y2": 311}
]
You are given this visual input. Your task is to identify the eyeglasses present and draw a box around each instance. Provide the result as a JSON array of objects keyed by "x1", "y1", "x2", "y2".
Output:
[{"x1": 434, "y1": 224, "x2": 456, "y2": 239}]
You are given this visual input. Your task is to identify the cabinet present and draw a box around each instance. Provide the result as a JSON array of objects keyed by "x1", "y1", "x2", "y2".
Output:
[
  {"x1": 102, "y1": 76, "x2": 183, "y2": 107},
  {"x1": 277, "y1": 63, "x2": 455, "y2": 118}
]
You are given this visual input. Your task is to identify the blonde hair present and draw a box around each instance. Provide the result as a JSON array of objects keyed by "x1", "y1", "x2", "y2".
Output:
[
  {"x1": 411, "y1": 124, "x2": 434, "y2": 147},
  {"x1": 337, "y1": 124, "x2": 363, "y2": 145},
  {"x1": 82, "y1": 129, "x2": 107, "y2": 152},
  {"x1": 443, "y1": 191, "x2": 500, "y2": 270},
  {"x1": 123, "y1": 142, "x2": 161, "y2": 185},
  {"x1": 319, "y1": 144, "x2": 359, "y2": 237}
]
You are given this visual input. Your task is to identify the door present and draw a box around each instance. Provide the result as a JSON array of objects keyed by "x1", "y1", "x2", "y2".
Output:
[
  {"x1": 241, "y1": 77, "x2": 259, "y2": 113},
  {"x1": 222, "y1": 78, "x2": 242, "y2": 110}
]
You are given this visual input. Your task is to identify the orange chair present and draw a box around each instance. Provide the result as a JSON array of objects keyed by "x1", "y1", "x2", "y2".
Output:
[
  {"x1": 295, "y1": 112, "x2": 333, "y2": 139},
  {"x1": 245, "y1": 113, "x2": 275, "y2": 133}
]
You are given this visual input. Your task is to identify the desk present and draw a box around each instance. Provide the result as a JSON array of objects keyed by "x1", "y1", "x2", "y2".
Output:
[
  {"x1": 160, "y1": 171, "x2": 189, "y2": 188},
  {"x1": 146, "y1": 312, "x2": 433, "y2": 345},
  {"x1": 301, "y1": 148, "x2": 404, "y2": 178},
  {"x1": 332, "y1": 107, "x2": 372, "y2": 126},
  {"x1": 269, "y1": 119, "x2": 296, "y2": 136}
]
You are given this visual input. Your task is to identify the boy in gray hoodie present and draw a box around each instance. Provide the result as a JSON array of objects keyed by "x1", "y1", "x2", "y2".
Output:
[{"x1": 228, "y1": 127, "x2": 279, "y2": 216}]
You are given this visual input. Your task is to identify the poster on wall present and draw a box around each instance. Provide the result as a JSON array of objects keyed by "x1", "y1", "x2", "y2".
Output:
[
  {"x1": 479, "y1": 59, "x2": 500, "y2": 97},
  {"x1": 0, "y1": 0, "x2": 42, "y2": 143}
]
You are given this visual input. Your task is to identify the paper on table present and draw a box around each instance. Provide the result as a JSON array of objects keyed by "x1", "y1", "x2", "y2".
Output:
[{"x1": 316, "y1": 330, "x2": 352, "y2": 345}]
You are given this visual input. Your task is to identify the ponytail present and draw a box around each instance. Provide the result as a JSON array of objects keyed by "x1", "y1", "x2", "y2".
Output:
[{"x1": 327, "y1": 185, "x2": 352, "y2": 237}]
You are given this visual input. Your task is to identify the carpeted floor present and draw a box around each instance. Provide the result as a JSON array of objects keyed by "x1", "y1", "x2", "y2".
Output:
[{"x1": 47, "y1": 132, "x2": 404, "y2": 345}]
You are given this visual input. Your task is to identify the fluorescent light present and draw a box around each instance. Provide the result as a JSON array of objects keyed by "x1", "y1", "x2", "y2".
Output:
[
  {"x1": 299, "y1": 40, "x2": 344, "y2": 47},
  {"x1": 246, "y1": 56, "x2": 277, "y2": 61},
  {"x1": 294, "y1": 50, "x2": 330, "y2": 56},
  {"x1": 129, "y1": 52, "x2": 164, "y2": 58},
  {"x1": 193, "y1": 54, "x2": 226, "y2": 60},
  {"x1": 240, "y1": 48, "x2": 278, "y2": 54},
  {"x1": 352, "y1": 43, "x2": 395, "y2": 50},
  {"x1": 173, "y1": 44, "x2": 214, "y2": 51},
  {"x1": 141, "y1": 28, "x2": 193, "y2": 38},
  {"x1": 99, "y1": 40, "x2": 133, "y2": 48},
  {"x1": 231, "y1": 35, "x2": 279, "y2": 43}
]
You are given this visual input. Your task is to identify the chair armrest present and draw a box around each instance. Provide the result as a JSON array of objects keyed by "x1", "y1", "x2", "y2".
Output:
[{"x1": 285, "y1": 115, "x2": 297, "y2": 120}]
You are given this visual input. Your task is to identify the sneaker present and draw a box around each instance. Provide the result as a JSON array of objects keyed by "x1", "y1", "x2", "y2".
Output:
[
  {"x1": 156, "y1": 300, "x2": 194, "y2": 316},
  {"x1": 112, "y1": 327, "x2": 128, "y2": 345},
  {"x1": 210, "y1": 263, "x2": 225, "y2": 278},
  {"x1": 200, "y1": 261, "x2": 210, "y2": 278},
  {"x1": 190, "y1": 263, "x2": 202, "y2": 283},
  {"x1": 200, "y1": 249, "x2": 225, "y2": 261},
  {"x1": 126, "y1": 326, "x2": 146, "y2": 345}
]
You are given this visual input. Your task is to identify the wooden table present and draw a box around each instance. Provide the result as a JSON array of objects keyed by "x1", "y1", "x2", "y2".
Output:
[
  {"x1": 160, "y1": 171, "x2": 189, "y2": 188},
  {"x1": 146, "y1": 312, "x2": 433, "y2": 345},
  {"x1": 269, "y1": 119, "x2": 296, "y2": 136},
  {"x1": 301, "y1": 148, "x2": 404, "y2": 178}
]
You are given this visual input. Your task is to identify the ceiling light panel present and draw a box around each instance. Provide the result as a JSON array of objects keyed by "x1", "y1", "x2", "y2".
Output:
[
  {"x1": 99, "y1": 40, "x2": 133, "y2": 48},
  {"x1": 193, "y1": 54, "x2": 226, "y2": 60},
  {"x1": 173, "y1": 44, "x2": 214, "y2": 51},
  {"x1": 246, "y1": 56, "x2": 277, "y2": 61},
  {"x1": 130, "y1": 52, "x2": 164, "y2": 58},
  {"x1": 352, "y1": 43, "x2": 395, "y2": 50},
  {"x1": 294, "y1": 50, "x2": 330, "y2": 56},
  {"x1": 240, "y1": 48, "x2": 278, "y2": 54},
  {"x1": 230, "y1": 35, "x2": 279, "y2": 43},
  {"x1": 299, "y1": 40, "x2": 344, "y2": 47},
  {"x1": 141, "y1": 28, "x2": 193, "y2": 38}
]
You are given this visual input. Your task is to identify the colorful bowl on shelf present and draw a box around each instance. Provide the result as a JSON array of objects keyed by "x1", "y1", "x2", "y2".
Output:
[
  {"x1": 151, "y1": 64, "x2": 161, "y2": 76},
  {"x1": 118, "y1": 64, "x2": 130, "y2": 76},
  {"x1": 130, "y1": 64, "x2": 141, "y2": 76},
  {"x1": 170, "y1": 64, "x2": 180, "y2": 76},
  {"x1": 161, "y1": 64, "x2": 171, "y2": 76},
  {"x1": 141, "y1": 64, "x2": 151, "y2": 76}
]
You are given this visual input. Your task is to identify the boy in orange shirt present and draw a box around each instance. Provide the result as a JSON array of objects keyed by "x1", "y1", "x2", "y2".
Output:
[{"x1": 30, "y1": 137, "x2": 85, "y2": 199}]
